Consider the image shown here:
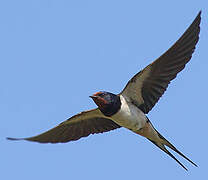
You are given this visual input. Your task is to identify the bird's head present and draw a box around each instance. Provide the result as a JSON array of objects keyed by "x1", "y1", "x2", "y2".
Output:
[{"x1": 90, "y1": 91, "x2": 121, "y2": 117}]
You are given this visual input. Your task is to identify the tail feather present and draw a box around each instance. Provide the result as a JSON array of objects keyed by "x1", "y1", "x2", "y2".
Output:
[
  {"x1": 134, "y1": 120, "x2": 197, "y2": 170},
  {"x1": 148, "y1": 139, "x2": 188, "y2": 171},
  {"x1": 155, "y1": 130, "x2": 198, "y2": 167}
]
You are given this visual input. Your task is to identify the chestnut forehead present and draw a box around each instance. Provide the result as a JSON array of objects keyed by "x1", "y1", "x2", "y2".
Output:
[{"x1": 93, "y1": 91, "x2": 104, "y2": 96}]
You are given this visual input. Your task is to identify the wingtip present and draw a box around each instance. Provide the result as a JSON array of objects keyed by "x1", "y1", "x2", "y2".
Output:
[
  {"x1": 197, "y1": 10, "x2": 202, "y2": 19},
  {"x1": 198, "y1": 10, "x2": 202, "y2": 15},
  {"x1": 6, "y1": 137, "x2": 24, "y2": 141},
  {"x1": 194, "y1": 10, "x2": 201, "y2": 24}
]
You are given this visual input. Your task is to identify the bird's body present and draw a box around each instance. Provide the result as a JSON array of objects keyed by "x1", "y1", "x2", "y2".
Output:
[
  {"x1": 111, "y1": 95, "x2": 147, "y2": 131},
  {"x1": 111, "y1": 94, "x2": 160, "y2": 144},
  {"x1": 7, "y1": 11, "x2": 202, "y2": 171}
]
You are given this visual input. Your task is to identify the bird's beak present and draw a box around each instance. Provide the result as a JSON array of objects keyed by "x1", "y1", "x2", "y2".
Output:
[{"x1": 89, "y1": 96, "x2": 98, "y2": 99}]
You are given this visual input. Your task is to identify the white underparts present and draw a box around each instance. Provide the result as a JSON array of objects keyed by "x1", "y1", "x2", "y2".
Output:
[{"x1": 111, "y1": 95, "x2": 147, "y2": 131}]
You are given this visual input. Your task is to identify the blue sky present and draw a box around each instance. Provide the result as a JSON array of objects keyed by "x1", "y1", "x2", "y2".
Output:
[{"x1": 1, "y1": 0, "x2": 207, "y2": 179}]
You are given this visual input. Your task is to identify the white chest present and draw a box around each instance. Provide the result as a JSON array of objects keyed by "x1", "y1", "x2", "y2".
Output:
[{"x1": 111, "y1": 95, "x2": 147, "y2": 131}]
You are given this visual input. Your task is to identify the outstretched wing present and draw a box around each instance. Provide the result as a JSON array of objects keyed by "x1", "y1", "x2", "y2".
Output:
[
  {"x1": 121, "y1": 11, "x2": 201, "y2": 114},
  {"x1": 7, "y1": 108, "x2": 120, "y2": 143}
]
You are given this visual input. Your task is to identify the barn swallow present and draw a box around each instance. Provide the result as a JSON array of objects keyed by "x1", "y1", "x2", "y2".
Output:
[{"x1": 7, "y1": 11, "x2": 201, "y2": 171}]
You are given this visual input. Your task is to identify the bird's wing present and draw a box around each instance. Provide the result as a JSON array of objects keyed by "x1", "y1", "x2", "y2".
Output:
[
  {"x1": 120, "y1": 11, "x2": 201, "y2": 114},
  {"x1": 7, "y1": 108, "x2": 120, "y2": 143}
]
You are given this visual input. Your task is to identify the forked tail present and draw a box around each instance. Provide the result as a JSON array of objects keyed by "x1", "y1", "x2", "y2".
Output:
[
  {"x1": 148, "y1": 129, "x2": 197, "y2": 171},
  {"x1": 134, "y1": 121, "x2": 197, "y2": 171}
]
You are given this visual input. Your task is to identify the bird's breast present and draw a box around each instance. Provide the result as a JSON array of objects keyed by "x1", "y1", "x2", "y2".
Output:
[{"x1": 111, "y1": 95, "x2": 147, "y2": 131}]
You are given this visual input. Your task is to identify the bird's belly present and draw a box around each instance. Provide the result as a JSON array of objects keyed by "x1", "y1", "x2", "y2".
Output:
[{"x1": 111, "y1": 102, "x2": 147, "y2": 131}]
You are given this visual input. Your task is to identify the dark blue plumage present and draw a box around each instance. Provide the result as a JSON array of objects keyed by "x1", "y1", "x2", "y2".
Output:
[{"x1": 90, "y1": 91, "x2": 121, "y2": 116}]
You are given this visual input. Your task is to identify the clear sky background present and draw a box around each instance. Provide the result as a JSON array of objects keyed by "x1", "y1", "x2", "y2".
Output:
[{"x1": 1, "y1": 0, "x2": 207, "y2": 179}]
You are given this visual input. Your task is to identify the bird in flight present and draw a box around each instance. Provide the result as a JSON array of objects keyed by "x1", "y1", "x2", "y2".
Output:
[{"x1": 8, "y1": 11, "x2": 201, "y2": 171}]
